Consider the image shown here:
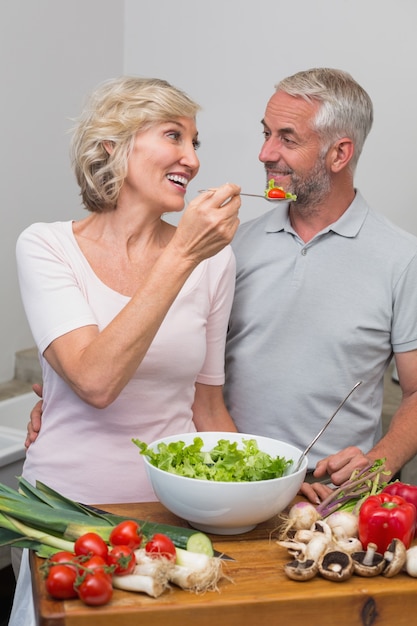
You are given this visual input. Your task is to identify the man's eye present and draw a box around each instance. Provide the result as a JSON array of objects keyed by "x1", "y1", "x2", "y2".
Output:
[{"x1": 262, "y1": 130, "x2": 271, "y2": 139}]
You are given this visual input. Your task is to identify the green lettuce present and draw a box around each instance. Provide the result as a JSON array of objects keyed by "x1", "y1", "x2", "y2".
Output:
[{"x1": 133, "y1": 437, "x2": 291, "y2": 482}]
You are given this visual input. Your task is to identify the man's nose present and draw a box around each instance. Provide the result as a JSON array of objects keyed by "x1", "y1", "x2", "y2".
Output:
[{"x1": 259, "y1": 138, "x2": 281, "y2": 163}]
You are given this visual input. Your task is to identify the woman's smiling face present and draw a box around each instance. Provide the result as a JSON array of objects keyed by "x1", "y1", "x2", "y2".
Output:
[{"x1": 122, "y1": 116, "x2": 200, "y2": 213}]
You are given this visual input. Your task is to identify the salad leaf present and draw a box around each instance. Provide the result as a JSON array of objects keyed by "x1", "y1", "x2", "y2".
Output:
[{"x1": 133, "y1": 437, "x2": 291, "y2": 482}]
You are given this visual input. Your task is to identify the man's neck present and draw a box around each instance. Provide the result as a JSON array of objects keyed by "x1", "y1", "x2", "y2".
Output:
[{"x1": 289, "y1": 187, "x2": 356, "y2": 243}]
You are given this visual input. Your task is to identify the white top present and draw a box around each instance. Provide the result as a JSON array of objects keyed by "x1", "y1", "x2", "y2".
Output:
[
  {"x1": 224, "y1": 191, "x2": 417, "y2": 468},
  {"x1": 16, "y1": 221, "x2": 236, "y2": 503}
]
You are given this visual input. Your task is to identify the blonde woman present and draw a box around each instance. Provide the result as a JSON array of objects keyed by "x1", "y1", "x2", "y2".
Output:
[{"x1": 16, "y1": 76, "x2": 240, "y2": 506}]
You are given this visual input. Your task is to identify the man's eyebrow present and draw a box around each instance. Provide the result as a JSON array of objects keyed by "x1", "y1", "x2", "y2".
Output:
[
  {"x1": 280, "y1": 127, "x2": 296, "y2": 135},
  {"x1": 261, "y1": 119, "x2": 296, "y2": 136}
]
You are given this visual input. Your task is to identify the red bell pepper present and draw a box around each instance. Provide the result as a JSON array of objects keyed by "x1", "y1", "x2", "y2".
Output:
[
  {"x1": 358, "y1": 493, "x2": 416, "y2": 553},
  {"x1": 382, "y1": 481, "x2": 417, "y2": 536}
]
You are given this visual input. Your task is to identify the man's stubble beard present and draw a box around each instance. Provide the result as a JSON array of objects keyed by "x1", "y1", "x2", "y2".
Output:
[{"x1": 289, "y1": 154, "x2": 331, "y2": 217}]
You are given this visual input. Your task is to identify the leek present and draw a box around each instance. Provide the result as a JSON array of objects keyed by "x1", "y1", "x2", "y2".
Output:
[
  {"x1": 3, "y1": 514, "x2": 75, "y2": 551},
  {"x1": 0, "y1": 478, "x2": 214, "y2": 555}
]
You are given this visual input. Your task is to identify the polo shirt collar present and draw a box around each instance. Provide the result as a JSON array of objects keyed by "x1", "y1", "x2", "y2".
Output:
[{"x1": 265, "y1": 189, "x2": 369, "y2": 238}]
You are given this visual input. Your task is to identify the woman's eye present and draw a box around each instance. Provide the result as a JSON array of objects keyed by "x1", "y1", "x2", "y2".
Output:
[{"x1": 166, "y1": 131, "x2": 200, "y2": 151}]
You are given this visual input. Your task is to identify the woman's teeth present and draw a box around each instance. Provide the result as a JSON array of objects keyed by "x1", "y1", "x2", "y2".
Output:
[{"x1": 167, "y1": 174, "x2": 187, "y2": 188}]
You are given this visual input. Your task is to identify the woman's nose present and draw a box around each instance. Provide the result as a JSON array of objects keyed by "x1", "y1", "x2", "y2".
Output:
[{"x1": 182, "y1": 144, "x2": 200, "y2": 170}]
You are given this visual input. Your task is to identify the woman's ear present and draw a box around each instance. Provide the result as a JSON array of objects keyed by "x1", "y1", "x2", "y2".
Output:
[
  {"x1": 103, "y1": 140, "x2": 115, "y2": 155},
  {"x1": 329, "y1": 137, "x2": 354, "y2": 173}
]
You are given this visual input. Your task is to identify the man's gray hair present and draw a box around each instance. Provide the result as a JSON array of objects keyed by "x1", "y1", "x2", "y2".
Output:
[{"x1": 276, "y1": 68, "x2": 373, "y2": 172}]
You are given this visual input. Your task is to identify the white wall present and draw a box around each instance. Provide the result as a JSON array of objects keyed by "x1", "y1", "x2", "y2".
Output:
[
  {"x1": 1, "y1": 0, "x2": 417, "y2": 383},
  {"x1": 0, "y1": 0, "x2": 124, "y2": 382},
  {"x1": 124, "y1": 0, "x2": 417, "y2": 226}
]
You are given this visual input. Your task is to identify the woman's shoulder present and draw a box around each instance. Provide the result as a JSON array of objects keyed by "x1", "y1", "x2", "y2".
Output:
[
  {"x1": 16, "y1": 221, "x2": 79, "y2": 267},
  {"x1": 17, "y1": 220, "x2": 74, "y2": 249},
  {"x1": 18, "y1": 220, "x2": 72, "y2": 238}
]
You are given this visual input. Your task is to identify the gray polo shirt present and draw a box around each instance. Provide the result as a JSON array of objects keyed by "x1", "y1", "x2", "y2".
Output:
[{"x1": 224, "y1": 191, "x2": 417, "y2": 469}]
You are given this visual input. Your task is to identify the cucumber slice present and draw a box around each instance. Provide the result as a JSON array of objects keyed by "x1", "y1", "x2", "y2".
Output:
[{"x1": 186, "y1": 531, "x2": 214, "y2": 556}]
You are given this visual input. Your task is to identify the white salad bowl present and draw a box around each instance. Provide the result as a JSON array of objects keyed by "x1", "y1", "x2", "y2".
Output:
[{"x1": 142, "y1": 431, "x2": 307, "y2": 535}]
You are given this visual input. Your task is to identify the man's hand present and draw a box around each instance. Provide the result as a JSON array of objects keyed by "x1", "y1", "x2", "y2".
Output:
[
  {"x1": 299, "y1": 480, "x2": 333, "y2": 505},
  {"x1": 25, "y1": 383, "x2": 43, "y2": 449},
  {"x1": 313, "y1": 446, "x2": 372, "y2": 485},
  {"x1": 298, "y1": 446, "x2": 372, "y2": 504}
]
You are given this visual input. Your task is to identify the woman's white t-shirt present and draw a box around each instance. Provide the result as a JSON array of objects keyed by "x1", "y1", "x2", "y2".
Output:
[{"x1": 16, "y1": 221, "x2": 236, "y2": 503}]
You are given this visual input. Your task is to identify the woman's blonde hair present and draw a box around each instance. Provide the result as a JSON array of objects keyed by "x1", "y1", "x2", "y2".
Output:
[{"x1": 71, "y1": 76, "x2": 201, "y2": 212}]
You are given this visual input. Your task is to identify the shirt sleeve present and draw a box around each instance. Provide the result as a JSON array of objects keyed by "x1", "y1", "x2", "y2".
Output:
[
  {"x1": 16, "y1": 222, "x2": 98, "y2": 354},
  {"x1": 196, "y1": 246, "x2": 236, "y2": 385},
  {"x1": 392, "y1": 250, "x2": 417, "y2": 353}
]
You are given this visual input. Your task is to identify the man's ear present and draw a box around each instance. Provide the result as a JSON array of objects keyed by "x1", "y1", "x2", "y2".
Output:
[{"x1": 329, "y1": 137, "x2": 354, "y2": 173}]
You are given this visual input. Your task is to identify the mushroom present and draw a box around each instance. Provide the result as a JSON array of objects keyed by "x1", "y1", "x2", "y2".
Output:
[
  {"x1": 280, "y1": 519, "x2": 364, "y2": 582},
  {"x1": 304, "y1": 533, "x2": 334, "y2": 562},
  {"x1": 276, "y1": 539, "x2": 306, "y2": 559},
  {"x1": 382, "y1": 538, "x2": 407, "y2": 577},
  {"x1": 318, "y1": 550, "x2": 354, "y2": 582},
  {"x1": 405, "y1": 545, "x2": 417, "y2": 577},
  {"x1": 284, "y1": 558, "x2": 318, "y2": 581},
  {"x1": 294, "y1": 529, "x2": 315, "y2": 544},
  {"x1": 310, "y1": 520, "x2": 333, "y2": 540},
  {"x1": 352, "y1": 542, "x2": 385, "y2": 577},
  {"x1": 278, "y1": 528, "x2": 333, "y2": 562},
  {"x1": 335, "y1": 537, "x2": 363, "y2": 555},
  {"x1": 279, "y1": 525, "x2": 333, "y2": 581}
]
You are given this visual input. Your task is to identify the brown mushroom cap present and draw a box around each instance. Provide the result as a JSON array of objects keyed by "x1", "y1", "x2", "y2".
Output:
[
  {"x1": 352, "y1": 549, "x2": 385, "y2": 577},
  {"x1": 284, "y1": 558, "x2": 318, "y2": 581},
  {"x1": 318, "y1": 550, "x2": 354, "y2": 582},
  {"x1": 383, "y1": 538, "x2": 407, "y2": 578}
]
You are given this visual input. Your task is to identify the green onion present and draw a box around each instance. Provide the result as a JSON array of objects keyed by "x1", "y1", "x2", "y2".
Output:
[
  {"x1": 316, "y1": 459, "x2": 390, "y2": 518},
  {"x1": 0, "y1": 478, "x2": 213, "y2": 555}
]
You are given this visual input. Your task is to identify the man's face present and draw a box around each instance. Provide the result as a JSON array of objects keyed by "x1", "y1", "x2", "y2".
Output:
[{"x1": 259, "y1": 91, "x2": 331, "y2": 207}]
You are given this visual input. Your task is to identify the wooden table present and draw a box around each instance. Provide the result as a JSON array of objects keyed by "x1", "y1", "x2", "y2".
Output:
[{"x1": 31, "y1": 500, "x2": 417, "y2": 626}]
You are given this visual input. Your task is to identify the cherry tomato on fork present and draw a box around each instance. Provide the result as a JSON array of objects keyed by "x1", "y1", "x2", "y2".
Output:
[{"x1": 266, "y1": 187, "x2": 287, "y2": 198}]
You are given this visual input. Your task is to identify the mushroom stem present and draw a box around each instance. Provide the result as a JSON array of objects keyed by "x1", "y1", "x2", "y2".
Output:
[{"x1": 363, "y1": 542, "x2": 377, "y2": 566}]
